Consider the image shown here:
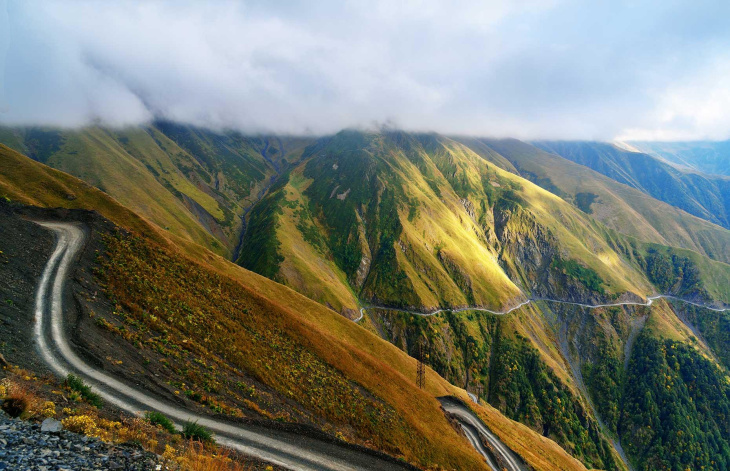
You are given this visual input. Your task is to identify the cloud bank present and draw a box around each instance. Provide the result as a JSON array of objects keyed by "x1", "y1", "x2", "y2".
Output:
[{"x1": 2, "y1": 0, "x2": 730, "y2": 140}]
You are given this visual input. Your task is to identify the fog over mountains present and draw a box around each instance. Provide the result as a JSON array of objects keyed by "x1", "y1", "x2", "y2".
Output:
[{"x1": 3, "y1": 0, "x2": 730, "y2": 140}]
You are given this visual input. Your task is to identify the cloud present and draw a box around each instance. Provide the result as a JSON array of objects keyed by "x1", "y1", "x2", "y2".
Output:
[{"x1": 2, "y1": 0, "x2": 730, "y2": 140}]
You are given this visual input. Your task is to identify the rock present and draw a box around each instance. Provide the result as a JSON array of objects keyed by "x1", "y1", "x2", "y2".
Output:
[{"x1": 40, "y1": 418, "x2": 63, "y2": 433}]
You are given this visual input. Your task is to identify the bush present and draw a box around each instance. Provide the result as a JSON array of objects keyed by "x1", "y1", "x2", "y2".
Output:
[
  {"x1": 146, "y1": 411, "x2": 176, "y2": 433},
  {"x1": 181, "y1": 421, "x2": 214, "y2": 443},
  {"x1": 1, "y1": 397, "x2": 28, "y2": 418},
  {"x1": 62, "y1": 415, "x2": 98, "y2": 434},
  {"x1": 41, "y1": 401, "x2": 56, "y2": 418},
  {"x1": 65, "y1": 374, "x2": 103, "y2": 408}
]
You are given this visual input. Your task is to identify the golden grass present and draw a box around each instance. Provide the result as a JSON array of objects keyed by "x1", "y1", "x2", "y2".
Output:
[
  {"x1": 99, "y1": 232, "x2": 488, "y2": 469},
  {"x1": 168, "y1": 441, "x2": 254, "y2": 471}
]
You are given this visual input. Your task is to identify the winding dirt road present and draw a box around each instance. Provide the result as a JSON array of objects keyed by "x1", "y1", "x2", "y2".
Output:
[
  {"x1": 33, "y1": 221, "x2": 416, "y2": 471},
  {"x1": 359, "y1": 292, "x2": 729, "y2": 319}
]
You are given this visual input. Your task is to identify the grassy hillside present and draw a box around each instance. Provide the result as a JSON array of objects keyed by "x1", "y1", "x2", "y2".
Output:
[
  {"x1": 240, "y1": 130, "x2": 652, "y2": 315},
  {"x1": 0, "y1": 143, "x2": 593, "y2": 470},
  {"x1": 365, "y1": 303, "x2": 622, "y2": 470},
  {"x1": 532, "y1": 140, "x2": 730, "y2": 231},
  {"x1": 470, "y1": 138, "x2": 730, "y2": 266},
  {"x1": 0, "y1": 125, "x2": 313, "y2": 256}
]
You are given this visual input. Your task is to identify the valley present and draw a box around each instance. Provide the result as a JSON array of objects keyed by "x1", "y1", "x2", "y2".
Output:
[{"x1": 4, "y1": 127, "x2": 730, "y2": 471}]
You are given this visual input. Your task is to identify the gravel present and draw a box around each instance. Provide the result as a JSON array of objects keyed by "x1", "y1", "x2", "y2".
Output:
[{"x1": 0, "y1": 410, "x2": 160, "y2": 471}]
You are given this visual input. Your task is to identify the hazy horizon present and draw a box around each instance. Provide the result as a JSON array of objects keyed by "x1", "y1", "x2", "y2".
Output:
[{"x1": 2, "y1": 1, "x2": 730, "y2": 142}]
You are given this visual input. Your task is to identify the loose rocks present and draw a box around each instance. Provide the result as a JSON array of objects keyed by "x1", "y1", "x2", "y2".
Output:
[{"x1": 0, "y1": 411, "x2": 160, "y2": 470}]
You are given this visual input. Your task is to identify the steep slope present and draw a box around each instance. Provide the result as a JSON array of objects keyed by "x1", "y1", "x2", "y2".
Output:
[
  {"x1": 0, "y1": 143, "x2": 592, "y2": 470},
  {"x1": 240, "y1": 130, "x2": 651, "y2": 316},
  {"x1": 532, "y1": 140, "x2": 730, "y2": 230},
  {"x1": 469, "y1": 138, "x2": 730, "y2": 265},
  {"x1": 0, "y1": 125, "x2": 312, "y2": 256}
]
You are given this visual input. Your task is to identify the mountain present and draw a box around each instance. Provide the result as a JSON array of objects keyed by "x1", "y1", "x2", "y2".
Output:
[
  {"x1": 531, "y1": 140, "x2": 730, "y2": 231},
  {"x1": 628, "y1": 140, "x2": 730, "y2": 176},
  {"x1": 234, "y1": 129, "x2": 730, "y2": 470},
  {"x1": 6, "y1": 126, "x2": 730, "y2": 470},
  {"x1": 238, "y1": 130, "x2": 656, "y2": 316}
]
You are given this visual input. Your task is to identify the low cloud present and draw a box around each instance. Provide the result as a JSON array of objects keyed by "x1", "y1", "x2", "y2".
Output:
[{"x1": 2, "y1": 0, "x2": 730, "y2": 140}]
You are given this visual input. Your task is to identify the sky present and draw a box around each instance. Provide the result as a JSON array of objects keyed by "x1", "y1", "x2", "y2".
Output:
[{"x1": 2, "y1": 0, "x2": 730, "y2": 140}]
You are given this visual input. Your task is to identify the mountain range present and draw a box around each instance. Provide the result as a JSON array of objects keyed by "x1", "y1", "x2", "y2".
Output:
[{"x1": 3, "y1": 125, "x2": 730, "y2": 470}]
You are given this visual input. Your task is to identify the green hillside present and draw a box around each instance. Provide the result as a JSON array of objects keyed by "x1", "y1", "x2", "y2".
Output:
[{"x1": 239, "y1": 130, "x2": 651, "y2": 315}]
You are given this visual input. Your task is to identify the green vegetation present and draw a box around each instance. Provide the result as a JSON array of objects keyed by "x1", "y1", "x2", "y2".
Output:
[
  {"x1": 574, "y1": 192, "x2": 597, "y2": 214},
  {"x1": 66, "y1": 374, "x2": 103, "y2": 408},
  {"x1": 673, "y1": 302, "x2": 730, "y2": 370},
  {"x1": 236, "y1": 185, "x2": 285, "y2": 279},
  {"x1": 370, "y1": 309, "x2": 618, "y2": 470},
  {"x1": 551, "y1": 258, "x2": 605, "y2": 295},
  {"x1": 146, "y1": 411, "x2": 177, "y2": 433},
  {"x1": 620, "y1": 335, "x2": 730, "y2": 470},
  {"x1": 642, "y1": 248, "x2": 702, "y2": 296},
  {"x1": 182, "y1": 421, "x2": 214, "y2": 443},
  {"x1": 582, "y1": 342, "x2": 622, "y2": 435},
  {"x1": 488, "y1": 334, "x2": 617, "y2": 470}
]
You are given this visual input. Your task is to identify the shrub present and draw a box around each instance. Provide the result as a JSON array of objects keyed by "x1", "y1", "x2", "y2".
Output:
[
  {"x1": 182, "y1": 421, "x2": 214, "y2": 443},
  {"x1": 41, "y1": 401, "x2": 56, "y2": 418},
  {"x1": 65, "y1": 374, "x2": 103, "y2": 408},
  {"x1": 1, "y1": 397, "x2": 28, "y2": 418},
  {"x1": 146, "y1": 411, "x2": 177, "y2": 433},
  {"x1": 177, "y1": 440, "x2": 238, "y2": 470},
  {"x1": 62, "y1": 414, "x2": 98, "y2": 434}
]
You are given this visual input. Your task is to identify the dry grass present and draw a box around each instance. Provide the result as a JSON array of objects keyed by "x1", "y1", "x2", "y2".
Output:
[{"x1": 165, "y1": 441, "x2": 255, "y2": 471}]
